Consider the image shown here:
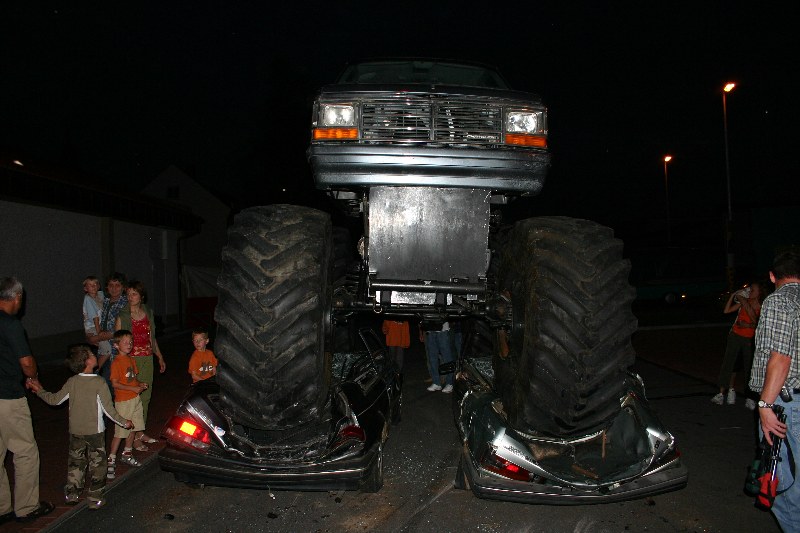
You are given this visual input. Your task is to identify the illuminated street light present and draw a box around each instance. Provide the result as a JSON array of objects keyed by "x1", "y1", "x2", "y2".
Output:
[
  {"x1": 722, "y1": 82, "x2": 736, "y2": 289},
  {"x1": 663, "y1": 155, "x2": 672, "y2": 242},
  {"x1": 723, "y1": 82, "x2": 735, "y2": 222}
]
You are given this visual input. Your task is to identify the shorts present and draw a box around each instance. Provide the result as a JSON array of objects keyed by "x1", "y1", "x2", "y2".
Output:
[{"x1": 113, "y1": 396, "x2": 145, "y2": 438}]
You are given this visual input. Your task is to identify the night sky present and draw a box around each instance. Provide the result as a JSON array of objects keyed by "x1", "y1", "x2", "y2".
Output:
[{"x1": 2, "y1": 2, "x2": 797, "y2": 235}]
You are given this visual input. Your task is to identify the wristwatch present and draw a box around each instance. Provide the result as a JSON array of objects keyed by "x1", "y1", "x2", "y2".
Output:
[{"x1": 757, "y1": 400, "x2": 774, "y2": 409}]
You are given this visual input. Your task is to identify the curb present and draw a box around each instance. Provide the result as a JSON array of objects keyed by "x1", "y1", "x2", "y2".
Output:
[{"x1": 39, "y1": 451, "x2": 161, "y2": 532}]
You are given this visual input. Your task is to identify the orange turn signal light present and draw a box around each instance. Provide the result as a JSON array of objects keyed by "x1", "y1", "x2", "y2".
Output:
[
  {"x1": 313, "y1": 128, "x2": 358, "y2": 140},
  {"x1": 505, "y1": 134, "x2": 547, "y2": 148}
]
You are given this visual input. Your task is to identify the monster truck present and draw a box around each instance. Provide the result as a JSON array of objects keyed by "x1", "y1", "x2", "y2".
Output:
[{"x1": 214, "y1": 59, "x2": 637, "y2": 441}]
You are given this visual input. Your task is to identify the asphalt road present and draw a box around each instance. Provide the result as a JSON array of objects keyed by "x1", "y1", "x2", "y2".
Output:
[{"x1": 45, "y1": 332, "x2": 782, "y2": 533}]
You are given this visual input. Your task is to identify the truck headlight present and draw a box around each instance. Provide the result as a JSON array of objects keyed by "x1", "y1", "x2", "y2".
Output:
[
  {"x1": 321, "y1": 104, "x2": 355, "y2": 127},
  {"x1": 505, "y1": 110, "x2": 545, "y2": 135}
]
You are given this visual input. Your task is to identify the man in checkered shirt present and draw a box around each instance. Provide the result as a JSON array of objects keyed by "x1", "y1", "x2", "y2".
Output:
[{"x1": 750, "y1": 249, "x2": 800, "y2": 532}]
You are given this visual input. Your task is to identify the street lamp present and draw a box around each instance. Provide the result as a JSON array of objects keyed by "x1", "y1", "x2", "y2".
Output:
[
  {"x1": 722, "y1": 82, "x2": 736, "y2": 289},
  {"x1": 663, "y1": 155, "x2": 672, "y2": 242},
  {"x1": 723, "y1": 82, "x2": 735, "y2": 222}
]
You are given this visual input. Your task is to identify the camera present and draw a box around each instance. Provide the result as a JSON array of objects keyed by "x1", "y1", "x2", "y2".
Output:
[
  {"x1": 780, "y1": 386, "x2": 793, "y2": 402},
  {"x1": 736, "y1": 287, "x2": 751, "y2": 299}
]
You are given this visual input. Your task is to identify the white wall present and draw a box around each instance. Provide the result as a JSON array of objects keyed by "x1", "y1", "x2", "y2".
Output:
[
  {"x1": 1, "y1": 200, "x2": 103, "y2": 337},
  {"x1": 0, "y1": 199, "x2": 182, "y2": 355}
]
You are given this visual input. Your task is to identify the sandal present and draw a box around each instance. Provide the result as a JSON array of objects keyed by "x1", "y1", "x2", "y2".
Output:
[
  {"x1": 137, "y1": 434, "x2": 158, "y2": 444},
  {"x1": 107, "y1": 457, "x2": 116, "y2": 480},
  {"x1": 134, "y1": 442, "x2": 149, "y2": 452}
]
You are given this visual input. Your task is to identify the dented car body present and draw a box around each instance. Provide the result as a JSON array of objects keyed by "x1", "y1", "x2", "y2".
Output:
[
  {"x1": 158, "y1": 329, "x2": 401, "y2": 492},
  {"x1": 453, "y1": 357, "x2": 689, "y2": 504}
]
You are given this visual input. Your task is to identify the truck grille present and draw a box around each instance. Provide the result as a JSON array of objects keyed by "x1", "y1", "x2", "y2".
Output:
[{"x1": 360, "y1": 96, "x2": 503, "y2": 145}]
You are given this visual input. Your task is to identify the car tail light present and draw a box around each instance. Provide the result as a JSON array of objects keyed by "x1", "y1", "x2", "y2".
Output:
[
  {"x1": 163, "y1": 415, "x2": 212, "y2": 452},
  {"x1": 338, "y1": 424, "x2": 366, "y2": 442},
  {"x1": 480, "y1": 449, "x2": 531, "y2": 482},
  {"x1": 331, "y1": 423, "x2": 366, "y2": 451}
]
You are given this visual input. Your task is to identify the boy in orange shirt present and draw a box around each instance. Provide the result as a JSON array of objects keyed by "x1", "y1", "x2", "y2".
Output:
[
  {"x1": 188, "y1": 327, "x2": 218, "y2": 383},
  {"x1": 107, "y1": 330, "x2": 148, "y2": 479}
]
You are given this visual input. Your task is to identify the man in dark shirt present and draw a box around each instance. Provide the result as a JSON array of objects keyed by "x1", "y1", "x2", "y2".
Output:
[{"x1": 0, "y1": 277, "x2": 53, "y2": 523}]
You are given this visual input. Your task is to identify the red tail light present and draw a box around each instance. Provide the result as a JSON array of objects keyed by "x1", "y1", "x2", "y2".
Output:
[
  {"x1": 163, "y1": 415, "x2": 212, "y2": 452},
  {"x1": 480, "y1": 449, "x2": 531, "y2": 482},
  {"x1": 338, "y1": 424, "x2": 366, "y2": 442}
]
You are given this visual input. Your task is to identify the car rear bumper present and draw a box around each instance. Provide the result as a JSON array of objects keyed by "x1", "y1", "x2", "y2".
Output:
[
  {"x1": 158, "y1": 442, "x2": 379, "y2": 491},
  {"x1": 460, "y1": 447, "x2": 689, "y2": 505},
  {"x1": 308, "y1": 144, "x2": 549, "y2": 194}
]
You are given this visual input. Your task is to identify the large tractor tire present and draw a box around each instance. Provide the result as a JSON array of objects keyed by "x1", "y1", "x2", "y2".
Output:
[
  {"x1": 214, "y1": 205, "x2": 333, "y2": 430},
  {"x1": 493, "y1": 216, "x2": 637, "y2": 437}
]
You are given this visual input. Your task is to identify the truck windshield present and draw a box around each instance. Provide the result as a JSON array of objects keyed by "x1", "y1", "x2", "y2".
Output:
[{"x1": 338, "y1": 60, "x2": 508, "y2": 89}]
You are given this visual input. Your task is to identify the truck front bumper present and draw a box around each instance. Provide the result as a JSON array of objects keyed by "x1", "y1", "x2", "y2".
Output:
[{"x1": 308, "y1": 144, "x2": 549, "y2": 194}]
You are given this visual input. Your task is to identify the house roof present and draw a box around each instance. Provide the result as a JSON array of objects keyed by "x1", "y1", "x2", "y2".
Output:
[{"x1": 1, "y1": 157, "x2": 203, "y2": 232}]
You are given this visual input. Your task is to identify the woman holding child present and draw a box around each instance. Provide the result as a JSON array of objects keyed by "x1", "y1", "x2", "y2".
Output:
[{"x1": 115, "y1": 280, "x2": 166, "y2": 449}]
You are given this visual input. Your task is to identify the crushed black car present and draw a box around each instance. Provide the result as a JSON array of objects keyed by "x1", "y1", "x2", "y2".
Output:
[
  {"x1": 452, "y1": 356, "x2": 688, "y2": 504},
  {"x1": 158, "y1": 328, "x2": 401, "y2": 492}
]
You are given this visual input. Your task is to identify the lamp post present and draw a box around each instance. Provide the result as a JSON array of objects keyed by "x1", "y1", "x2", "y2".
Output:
[
  {"x1": 663, "y1": 155, "x2": 672, "y2": 242},
  {"x1": 723, "y1": 83, "x2": 735, "y2": 222},
  {"x1": 722, "y1": 82, "x2": 735, "y2": 289}
]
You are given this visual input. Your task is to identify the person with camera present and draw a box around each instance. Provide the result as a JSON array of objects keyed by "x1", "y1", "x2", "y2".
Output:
[
  {"x1": 750, "y1": 250, "x2": 800, "y2": 533},
  {"x1": 711, "y1": 280, "x2": 768, "y2": 408}
]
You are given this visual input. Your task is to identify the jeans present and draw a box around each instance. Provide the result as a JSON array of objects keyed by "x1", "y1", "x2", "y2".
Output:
[
  {"x1": 425, "y1": 331, "x2": 454, "y2": 386},
  {"x1": 761, "y1": 397, "x2": 799, "y2": 533}
]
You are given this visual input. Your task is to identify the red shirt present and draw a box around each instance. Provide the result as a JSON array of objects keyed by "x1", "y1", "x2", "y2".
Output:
[
  {"x1": 131, "y1": 315, "x2": 152, "y2": 357},
  {"x1": 731, "y1": 304, "x2": 759, "y2": 338},
  {"x1": 382, "y1": 320, "x2": 410, "y2": 348}
]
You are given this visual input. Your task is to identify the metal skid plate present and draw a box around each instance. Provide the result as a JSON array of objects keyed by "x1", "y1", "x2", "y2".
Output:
[{"x1": 367, "y1": 186, "x2": 490, "y2": 284}]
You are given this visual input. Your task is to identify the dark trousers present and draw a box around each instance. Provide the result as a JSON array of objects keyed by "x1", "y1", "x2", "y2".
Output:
[{"x1": 717, "y1": 332, "x2": 754, "y2": 392}]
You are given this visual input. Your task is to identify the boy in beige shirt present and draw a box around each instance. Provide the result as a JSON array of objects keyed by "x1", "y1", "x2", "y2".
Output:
[{"x1": 28, "y1": 345, "x2": 131, "y2": 509}]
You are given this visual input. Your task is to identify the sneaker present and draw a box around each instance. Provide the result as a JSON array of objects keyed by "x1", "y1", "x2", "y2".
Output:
[
  {"x1": 64, "y1": 493, "x2": 79, "y2": 506},
  {"x1": 442, "y1": 384, "x2": 453, "y2": 393},
  {"x1": 745, "y1": 398, "x2": 757, "y2": 410},
  {"x1": 87, "y1": 497, "x2": 105, "y2": 510},
  {"x1": 710, "y1": 393, "x2": 724, "y2": 405},
  {"x1": 726, "y1": 390, "x2": 737, "y2": 405},
  {"x1": 107, "y1": 458, "x2": 116, "y2": 480},
  {"x1": 427, "y1": 383, "x2": 442, "y2": 392},
  {"x1": 119, "y1": 453, "x2": 141, "y2": 467}
]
